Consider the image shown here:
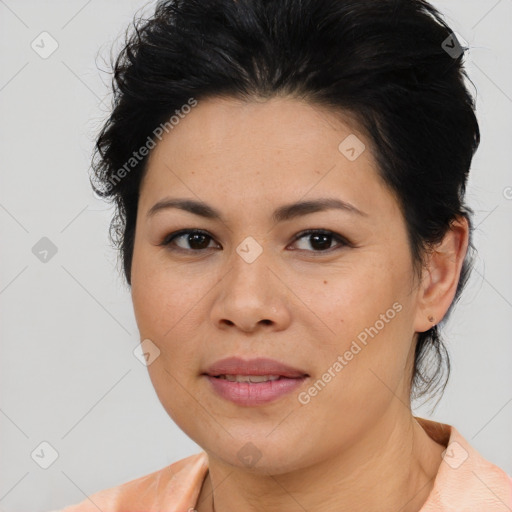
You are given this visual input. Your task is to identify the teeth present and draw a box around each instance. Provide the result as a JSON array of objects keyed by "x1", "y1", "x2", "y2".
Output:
[{"x1": 218, "y1": 375, "x2": 282, "y2": 383}]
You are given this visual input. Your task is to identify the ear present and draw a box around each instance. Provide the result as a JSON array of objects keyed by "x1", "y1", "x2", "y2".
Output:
[{"x1": 413, "y1": 216, "x2": 470, "y2": 333}]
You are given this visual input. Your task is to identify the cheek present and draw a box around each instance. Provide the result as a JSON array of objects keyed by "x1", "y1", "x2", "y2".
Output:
[
  {"x1": 311, "y1": 263, "x2": 414, "y2": 394},
  {"x1": 301, "y1": 296, "x2": 412, "y2": 435},
  {"x1": 317, "y1": 263, "x2": 403, "y2": 335},
  {"x1": 131, "y1": 248, "x2": 207, "y2": 336},
  {"x1": 130, "y1": 253, "x2": 217, "y2": 392},
  {"x1": 131, "y1": 265, "x2": 207, "y2": 429}
]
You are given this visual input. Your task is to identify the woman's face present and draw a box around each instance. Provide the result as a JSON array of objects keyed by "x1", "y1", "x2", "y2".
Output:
[{"x1": 131, "y1": 96, "x2": 428, "y2": 473}]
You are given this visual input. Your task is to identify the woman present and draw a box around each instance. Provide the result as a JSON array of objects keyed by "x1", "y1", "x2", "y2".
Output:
[{"x1": 56, "y1": 0, "x2": 512, "y2": 510}]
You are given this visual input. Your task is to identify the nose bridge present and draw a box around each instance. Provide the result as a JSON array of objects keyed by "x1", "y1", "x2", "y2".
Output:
[
  {"x1": 210, "y1": 236, "x2": 291, "y2": 331},
  {"x1": 227, "y1": 236, "x2": 273, "y2": 296}
]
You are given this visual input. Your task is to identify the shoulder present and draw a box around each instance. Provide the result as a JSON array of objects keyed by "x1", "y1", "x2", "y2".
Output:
[
  {"x1": 416, "y1": 417, "x2": 512, "y2": 511},
  {"x1": 54, "y1": 451, "x2": 208, "y2": 512}
]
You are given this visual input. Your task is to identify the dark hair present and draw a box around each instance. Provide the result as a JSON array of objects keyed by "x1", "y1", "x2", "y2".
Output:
[{"x1": 90, "y1": 0, "x2": 479, "y2": 404}]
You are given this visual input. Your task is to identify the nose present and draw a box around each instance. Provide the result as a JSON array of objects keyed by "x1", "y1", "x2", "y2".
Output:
[{"x1": 209, "y1": 250, "x2": 292, "y2": 333}]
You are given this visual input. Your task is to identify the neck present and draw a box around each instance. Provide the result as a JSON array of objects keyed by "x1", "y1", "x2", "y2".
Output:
[{"x1": 196, "y1": 408, "x2": 445, "y2": 512}]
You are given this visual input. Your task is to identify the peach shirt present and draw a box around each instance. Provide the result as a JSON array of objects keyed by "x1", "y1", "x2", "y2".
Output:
[{"x1": 55, "y1": 417, "x2": 512, "y2": 511}]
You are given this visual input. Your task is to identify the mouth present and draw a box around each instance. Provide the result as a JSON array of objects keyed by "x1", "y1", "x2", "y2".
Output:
[
  {"x1": 203, "y1": 357, "x2": 309, "y2": 406},
  {"x1": 203, "y1": 356, "x2": 309, "y2": 379},
  {"x1": 212, "y1": 374, "x2": 293, "y2": 382}
]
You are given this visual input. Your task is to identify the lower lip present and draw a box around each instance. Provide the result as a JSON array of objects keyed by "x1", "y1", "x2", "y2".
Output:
[{"x1": 205, "y1": 375, "x2": 307, "y2": 406}]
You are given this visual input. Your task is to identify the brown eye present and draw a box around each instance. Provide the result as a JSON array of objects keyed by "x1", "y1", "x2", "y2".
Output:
[
  {"x1": 290, "y1": 229, "x2": 349, "y2": 252},
  {"x1": 160, "y1": 228, "x2": 350, "y2": 254},
  {"x1": 160, "y1": 229, "x2": 219, "y2": 251}
]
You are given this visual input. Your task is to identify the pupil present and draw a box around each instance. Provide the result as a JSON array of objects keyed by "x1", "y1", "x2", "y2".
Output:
[
  {"x1": 184, "y1": 233, "x2": 333, "y2": 251},
  {"x1": 311, "y1": 234, "x2": 331, "y2": 250},
  {"x1": 189, "y1": 233, "x2": 209, "y2": 250}
]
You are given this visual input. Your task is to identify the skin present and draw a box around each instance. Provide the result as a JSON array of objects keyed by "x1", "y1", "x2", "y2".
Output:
[{"x1": 130, "y1": 96, "x2": 469, "y2": 512}]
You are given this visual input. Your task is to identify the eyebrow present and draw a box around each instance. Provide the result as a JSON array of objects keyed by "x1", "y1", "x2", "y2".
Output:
[{"x1": 147, "y1": 197, "x2": 367, "y2": 223}]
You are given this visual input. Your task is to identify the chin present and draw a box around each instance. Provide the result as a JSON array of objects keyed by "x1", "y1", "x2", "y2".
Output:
[{"x1": 195, "y1": 428, "x2": 320, "y2": 475}]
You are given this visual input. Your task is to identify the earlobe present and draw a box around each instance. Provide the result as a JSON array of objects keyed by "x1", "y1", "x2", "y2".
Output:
[{"x1": 413, "y1": 216, "x2": 469, "y2": 333}]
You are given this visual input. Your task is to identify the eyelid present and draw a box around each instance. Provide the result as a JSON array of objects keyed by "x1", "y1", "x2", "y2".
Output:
[
  {"x1": 160, "y1": 228, "x2": 352, "y2": 253},
  {"x1": 159, "y1": 229, "x2": 219, "y2": 250},
  {"x1": 291, "y1": 229, "x2": 352, "y2": 248}
]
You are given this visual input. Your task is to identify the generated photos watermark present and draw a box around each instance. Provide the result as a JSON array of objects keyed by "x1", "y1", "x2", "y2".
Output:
[
  {"x1": 298, "y1": 301, "x2": 403, "y2": 404},
  {"x1": 104, "y1": 97, "x2": 198, "y2": 193}
]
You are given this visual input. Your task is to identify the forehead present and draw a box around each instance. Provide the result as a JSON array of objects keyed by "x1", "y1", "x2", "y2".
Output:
[
  {"x1": 147, "y1": 95, "x2": 368, "y2": 163},
  {"x1": 139, "y1": 96, "x2": 397, "y2": 222}
]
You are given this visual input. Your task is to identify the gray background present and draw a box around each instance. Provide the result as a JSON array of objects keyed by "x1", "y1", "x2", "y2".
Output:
[{"x1": 0, "y1": 1, "x2": 511, "y2": 511}]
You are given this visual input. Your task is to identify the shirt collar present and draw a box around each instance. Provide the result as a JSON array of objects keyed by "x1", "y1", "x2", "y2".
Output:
[
  {"x1": 415, "y1": 416, "x2": 512, "y2": 511},
  {"x1": 178, "y1": 417, "x2": 511, "y2": 511}
]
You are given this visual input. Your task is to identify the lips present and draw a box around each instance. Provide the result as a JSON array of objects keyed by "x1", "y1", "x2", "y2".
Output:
[
  {"x1": 203, "y1": 357, "x2": 309, "y2": 406},
  {"x1": 203, "y1": 356, "x2": 309, "y2": 379},
  {"x1": 217, "y1": 375, "x2": 282, "y2": 382}
]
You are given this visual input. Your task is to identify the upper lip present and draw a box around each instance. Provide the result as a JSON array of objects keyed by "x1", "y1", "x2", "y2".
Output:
[{"x1": 204, "y1": 357, "x2": 309, "y2": 378}]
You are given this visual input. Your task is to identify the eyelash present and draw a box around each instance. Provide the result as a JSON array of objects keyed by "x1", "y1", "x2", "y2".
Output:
[{"x1": 159, "y1": 228, "x2": 351, "y2": 254}]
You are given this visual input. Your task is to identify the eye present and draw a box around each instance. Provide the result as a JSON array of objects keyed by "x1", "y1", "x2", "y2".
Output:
[
  {"x1": 160, "y1": 228, "x2": 350, "y2": 254},
  {"x1": 159, "y1": 229, "x2": 219, "y2": 252},
  {"x1": 289, "y1": 229, "x2": 349, "y2": 253}
]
